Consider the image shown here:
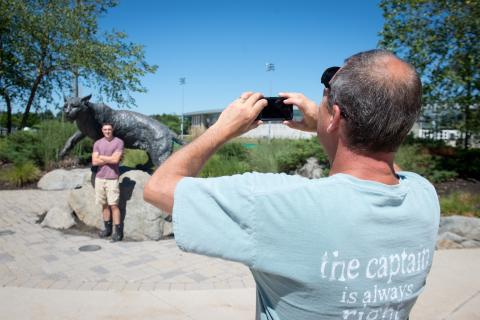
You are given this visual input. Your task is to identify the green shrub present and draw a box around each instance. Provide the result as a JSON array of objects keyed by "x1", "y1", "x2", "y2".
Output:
[
  {"x1": 217, "y1": 142, "x2": 249, "y2": 161},
  {"x1": 429, "y1": 170, "x2": 458, "y2": 183},
  {"x1": 0, "y1": 131, "x2": 40, "y2": 164},
  {"x1": 199, "y1": 154, "x2": 251, "y2": 177},
  {"x1": 0, "y1": 161, "x2": 41, "y2": 187},
  {"x1": 440, "y1": 192, "x2": 480, "y2": 217},
  {"x1": 400, "y1": 138, "x2": 479, "y2": 180},
  {"x1": 437, "y1": 148, "x2": 480, "y2": 180},
  {"x1": 395, "y1": 144, "x2": 457, "y2": 183},
  {"x1": 276, "y1": 138, "x2": 329, "y2": 173},
  {"x1": 0, "y1": 120, "x2": 93, "y2": 169},
  {"x1": 198, "y1": 142, "x2": 252, "y2": 177},
  {"x1": 396, "y1": 144, "x2": 434, "y2": 175}
]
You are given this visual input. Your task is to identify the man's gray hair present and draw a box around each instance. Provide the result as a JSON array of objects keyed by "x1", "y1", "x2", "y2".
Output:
[{"x1": 328, "y1": 49, "x2": 422, "y2": 153}]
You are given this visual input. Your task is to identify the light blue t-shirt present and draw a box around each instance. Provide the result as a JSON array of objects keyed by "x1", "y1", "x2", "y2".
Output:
[{"x1": 172, "y1": 172, "x2": 440, "y2": 320}]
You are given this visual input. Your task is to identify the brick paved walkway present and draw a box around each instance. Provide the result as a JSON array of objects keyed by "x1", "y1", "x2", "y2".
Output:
[{"x1": 0, "y1": 190, "x2": 254, "y2": 291}]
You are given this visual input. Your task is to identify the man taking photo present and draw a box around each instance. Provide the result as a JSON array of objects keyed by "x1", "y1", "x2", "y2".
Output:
[{"x1": 144, "y1": 49, "x2": 439, "y2": 320}]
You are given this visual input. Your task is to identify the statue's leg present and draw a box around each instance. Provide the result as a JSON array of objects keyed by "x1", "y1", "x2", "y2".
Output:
[
  {"x1": 142, "y1": 153, "x2": 155, "y2": 173},
  {"x1": 59, "y1": 131, "x2": 85, "y2": 158},
  {"x1": 144, "y1": 143, "x2": 169, "y2": 172}
]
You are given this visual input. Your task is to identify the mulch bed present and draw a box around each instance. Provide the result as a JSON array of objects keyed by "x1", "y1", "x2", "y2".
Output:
[{"x1": 0, "y1": 180, "x2": 38, "y2": 190}]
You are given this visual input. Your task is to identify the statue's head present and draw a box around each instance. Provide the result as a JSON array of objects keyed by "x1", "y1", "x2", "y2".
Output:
[{"x1": 63, "y1": 94, "x2": 92, "y2": 121}]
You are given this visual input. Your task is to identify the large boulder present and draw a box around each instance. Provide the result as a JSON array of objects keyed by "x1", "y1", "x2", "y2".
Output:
[
  {"x1": 436, "y1": 216, "x2": 480, "y2": 249},
  {"x1": 439, "y1": 216, "x2": 480, "y2": 241},
  {"x1": 68, "y1": 170, "x2": 171, "y2": 240},
  {"x1": 69, "y1": 172, "x2": 102, "y2": 228},
  {"x1": 294, "y1": 157, "x2": 325, "y2": 179},
  {"x1": 41, "y1": 203, "x2": 76, "y2": 230},
  {"x1": 38, "y1": 168, "x2": 91, "y2": 190}
]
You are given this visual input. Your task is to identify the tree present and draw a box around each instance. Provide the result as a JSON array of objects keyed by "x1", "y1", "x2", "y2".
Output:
[
  {"x1": 379, "y1": 0, "x2": 480, "y2": 148},
  {"x1": 0, "y1": 0, "x2": 157, "y2": 130},
  {"x1": 0, "y1": 0, "x2": 33, "y2": 133},
  {"x1": 151, "y1": 113, "x2": 191, "y2": 135}
]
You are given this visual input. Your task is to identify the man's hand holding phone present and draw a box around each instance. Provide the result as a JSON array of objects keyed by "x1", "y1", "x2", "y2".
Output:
[
  {"x1": 211, "y1": 92, "x2": 267, "y2": 141},
  {"x1": 279, "y1": 92, "x2": 318, "y2": 132}
]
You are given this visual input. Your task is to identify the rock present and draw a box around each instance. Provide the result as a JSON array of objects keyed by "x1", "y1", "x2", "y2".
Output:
[
  {"x1": 68, "y1": 170, "x2": 170, "y2": 240},
  {"x1": 437, "y1": 231, "x2": 467, "y2": 244},
  {"x1": 436, "y1": 216, "x2": 480, "y2": 249},
  {"x1": 436, "y1": 239, "x2": 463, "y2": 250},
  {"x1": 436, "y1": 232, "x2": 466, "y2": 249},
  {"x1": 38, "y1": 168, "x2": 91, "y2": 190},
  {"x1": 439, "y1": 216, "x2": 480, "y2": 241},
  {"x1": 69, "y1": 172, "x2": 102, "y2": 229},
  {"x1": 120, "y1": 170, "x2": 170, "y2": 240},
  {"x1": 41, "y1": 203, "x2": 76, "y2": 229},
  {"x1": 461, "y1": 240, "x2": 480, "y2": 249},
  {"x1": 295, "y1": 157, "x2": 324, "y2": 179}
]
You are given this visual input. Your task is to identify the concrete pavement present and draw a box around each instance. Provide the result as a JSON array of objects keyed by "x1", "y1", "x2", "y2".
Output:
[{"x1": 0, "y1": 189, "x2": 479, "y2": 319}]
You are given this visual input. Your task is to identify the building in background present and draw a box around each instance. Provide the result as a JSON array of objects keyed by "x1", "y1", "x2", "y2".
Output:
[
  {"x1": 184, "y1": 106, "x2": 478, "y2": 146},
  {"x1": 184, "y1": 107, "x2": 315, "y2": 139}
]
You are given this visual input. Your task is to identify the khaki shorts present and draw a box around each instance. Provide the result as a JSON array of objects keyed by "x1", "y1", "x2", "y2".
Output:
[{"x1": 95, "y1": 178, "x2": 120, "y2": 206}]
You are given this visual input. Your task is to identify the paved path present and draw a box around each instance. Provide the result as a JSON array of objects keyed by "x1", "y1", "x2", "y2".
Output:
[
  {"x1": 0, "y1": 189, "x2": 479, "y2": 319},
  {"x1": 0, "y1": 190, "x2": 254, "y2": 291}
]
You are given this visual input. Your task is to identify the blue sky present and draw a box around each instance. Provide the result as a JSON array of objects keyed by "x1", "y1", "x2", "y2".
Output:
[{"x1": 92, "y1": 0, "x2": 384, "y2": 116}]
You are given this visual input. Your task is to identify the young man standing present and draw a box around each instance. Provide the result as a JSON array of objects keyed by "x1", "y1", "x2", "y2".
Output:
[{"x1": 92, "y1": 123, "x2": 124, "y2": 241}]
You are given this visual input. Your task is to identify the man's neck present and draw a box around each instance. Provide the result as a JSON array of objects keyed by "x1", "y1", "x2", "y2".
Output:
[
  {"x1": 104, "y1": 136, "x2": 114, "y2": 142},
  {"x1": 328, "y1": 144, "x2": 398, "y2": 185}
]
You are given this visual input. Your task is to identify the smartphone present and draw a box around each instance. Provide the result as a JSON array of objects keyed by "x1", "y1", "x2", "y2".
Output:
[{"x1": 256, "y1": 97, "x2": 293, "y2": 121}]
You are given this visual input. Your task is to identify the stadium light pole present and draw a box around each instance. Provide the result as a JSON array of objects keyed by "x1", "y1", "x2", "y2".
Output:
[
  {"x1": 266, "y1": 63, "x2": 275, "y2": 96},
  {"x1": 179, "y1": 77, "x2": 186, "y2": 139},
  {"x1": 265, "y1": 63, "x2": 276, "y2": 140}
]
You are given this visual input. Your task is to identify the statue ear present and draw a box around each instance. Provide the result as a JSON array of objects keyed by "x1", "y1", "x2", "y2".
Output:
[{"x1": 81, "y1": 94, "x2": 92, "y2": 102}]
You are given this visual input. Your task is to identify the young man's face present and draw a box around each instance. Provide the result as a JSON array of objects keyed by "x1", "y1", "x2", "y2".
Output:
[{"x1": 102, "y1": 125, "x2": 113, "y2": 139}]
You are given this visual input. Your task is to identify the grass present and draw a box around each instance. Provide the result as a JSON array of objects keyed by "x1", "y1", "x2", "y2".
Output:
[
  {"x1": 0, "y1": 161, "x2": 41, "y2": 187},
  {"x1": 246, "y1": 139, "x2": 282, "y2": 173},
  {"x1": 199, "y1": 154, "x2": 251, "y2": 177},
  {"x1": 196, "y1": 137, "x2": 330, "y2": 177},
  {"x1": 36, "y1": 120, "x2": 92, "y2": 169},
  {"x1": 121, "y1": 149, "x2": 149, "y2": 168},
  {"x1": 440, "y1": 192, "x2": 480, "y2": 217}
]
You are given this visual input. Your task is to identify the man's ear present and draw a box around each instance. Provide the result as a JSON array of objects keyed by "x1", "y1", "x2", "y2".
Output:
[{"x1": 326, "y1": 104, "x2": 342, "y2": 133}]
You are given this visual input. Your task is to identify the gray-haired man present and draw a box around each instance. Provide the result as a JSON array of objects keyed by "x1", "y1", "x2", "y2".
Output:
[{"x1": 145, "y1": 49, "x2": 439, "y2": 320}]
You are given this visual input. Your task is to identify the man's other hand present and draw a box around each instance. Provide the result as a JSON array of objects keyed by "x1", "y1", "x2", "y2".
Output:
[
  {"x1": 211, "y1": 92, "x2": 267, "y2": 141},
  {"x1": 279, "y1": 92, "x2": 318, "y2": 132}
]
